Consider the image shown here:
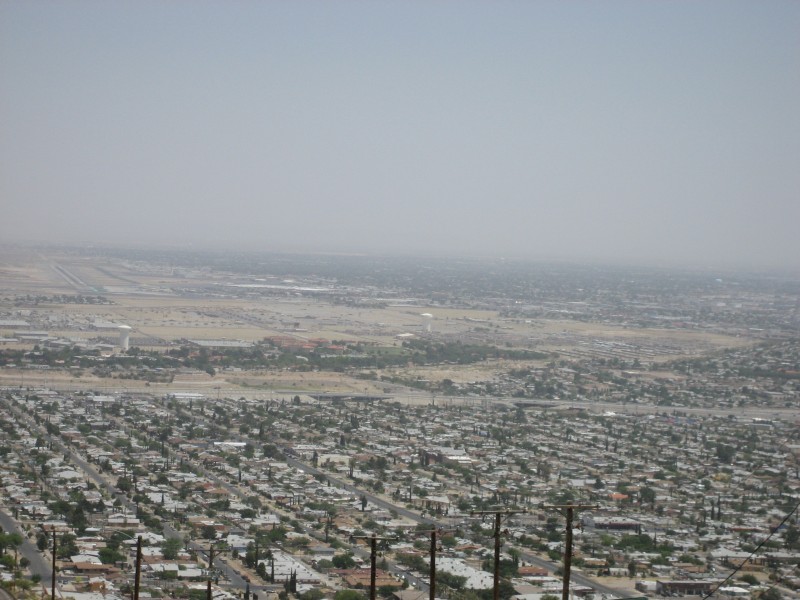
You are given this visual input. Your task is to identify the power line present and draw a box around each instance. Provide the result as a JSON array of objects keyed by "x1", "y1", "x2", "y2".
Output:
[
  {"x1": 697, "y1": 420, "x2": 800, "y2": 599},
  {"x1": 702, "y1": 497, "x2": 800, "y2": 600}
]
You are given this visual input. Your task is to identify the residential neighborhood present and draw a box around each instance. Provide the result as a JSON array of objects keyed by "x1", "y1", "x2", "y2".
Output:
[
  {"x1": 1, "y1": 385, "x2": 798, "y2": 600},
  {"x1": 0, "y1": 248, "x2": 798, "y2": 600}
]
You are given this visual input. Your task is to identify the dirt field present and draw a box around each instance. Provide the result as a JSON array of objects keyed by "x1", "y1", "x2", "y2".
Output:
[{"x1": 0, "y1": 249, "x2": 753, "y2": 397}]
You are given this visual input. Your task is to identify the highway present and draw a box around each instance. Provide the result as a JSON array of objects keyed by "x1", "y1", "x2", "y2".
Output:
[{"x1": 6, "y1": 380, "x2": 799, "y2": 423}]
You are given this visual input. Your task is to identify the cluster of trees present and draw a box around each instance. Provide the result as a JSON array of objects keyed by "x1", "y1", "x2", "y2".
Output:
[
  {"x1": 47, "y1": 492, "x2": 103, "y2": 534},
  {"x1": 10, "y1": 293, "x2": 110, "y2": 305},
  {"x1": 0, "y1": 346, "x2": 102, "y2": 368},
  {"x1": 0, "y1": 530, "x2": 24, "y2": 570},
  {"x1": 162, "y1": 537, "x2": 182, "y2": 560},
  {"x1": 97, "y1": 531, "x2": 140, "y2": 565},
  {"x1": 180, "y1": 337, "x2": 549, "y2": 374},
  {"x1": 1, "y1": 331, "x2": 559, "y2": 383},
  {"x1": 36, "y1": 532, "x2": 79, "y2": 559},
  {"x1": 615, "y1": 533, "x2": 674, "y2": 557},
  {"x1": 402, "y1": 339, "x2": 549, "y2": 366}
]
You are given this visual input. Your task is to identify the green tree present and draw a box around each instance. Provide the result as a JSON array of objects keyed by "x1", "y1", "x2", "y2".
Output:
[
  {"x1": 256, "y1": 561, "x2": 267, "y2": 579},
  {"x1": 396, "y1": 553, "x2": 427, "y2": 572},
  {"x1": 482, "y1": 557, "x2": 518, "y2": 579},
  {"x1": 99, "y1": 547, "x2": 125, "y2": 564},
  {"x1": 162, "y1": 537, "x2": 182, "y2": 560},
  {"x1": 71, "y1": 506, "x2": 88, "y2": 534},
  {"x1": 332, "y1": 553, "x2": 357, "y2": 569},
  {"x1": 0, "y1": 532, "x2": 23, "y2": 560},
  {"x1": 716, "y1": 443, "x2": 735, "y2": 464},
  {"x1": 617, "y1": 534, "x2": 660, "y2": 553},
  {"x1": 57, "y1": 534, "x2": 78, "y2": 559},
  {"x1": 334, "y1": 591, "x2": 366, "y2": 600},
  {"x1": 640, "y1": 486, "x2": 656, "y2": 505},
  {"x1": 437, "y1": 570, "x2": 467, "y2": 590}
]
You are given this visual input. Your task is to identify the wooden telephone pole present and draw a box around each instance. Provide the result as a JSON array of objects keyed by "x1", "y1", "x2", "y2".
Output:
[
  {"x1": 133, "y1": 535, "x2": 142, "y2": 600},
  {"x1": 540, "y1": 504, "x2": 598, "y2": 600},
  {"x1": 471, "y1": 509, "x2": 527, "y2": 600},
  {"x1": 422, "y1": 527, "x2": 458, "y2": 600},
  {"x1": 52, "y1": 530, "x2": 56, "y2": 600},
  {"x1": 207, "y1": 541, "x2": 222, "y2": 600},
  {"x1": 352, "y1": 534, "x2": 395, "y2": 600}
]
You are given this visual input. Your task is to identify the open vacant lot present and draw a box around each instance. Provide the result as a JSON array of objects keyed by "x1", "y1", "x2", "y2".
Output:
[{"x1": 0, "y1": 246, "x2": 769, "y2": 398}]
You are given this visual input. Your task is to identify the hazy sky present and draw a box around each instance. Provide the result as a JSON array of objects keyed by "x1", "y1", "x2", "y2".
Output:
[{"x1": 2, "y1": 1, "x2": 799, "y2": 269}]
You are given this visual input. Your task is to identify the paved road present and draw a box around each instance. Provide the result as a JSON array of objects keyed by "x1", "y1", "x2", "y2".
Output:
[
  {"x1": 280, "y1": 455, "x2": 633, "y2": 596},
  {"x1": 6, "y1": 382, "x2": 800, "y2": 423},
  {"x1": 194, "y1": 411, "x2": 633, "y2": 598},
  {"x1": 0, "y1": 508, "x2": 52, "y2": 580},
  {"x1": 0, "y1": 586, "x2": 19, "y2": 600},
  {"x1": 7, "y1": 400, "x2": 140, "y2": 521},
  {"x1": 283, "y1": 455, "x2": 438, "y2": 526},
  {"x1": 514, "y1": 547, "x2": 627, "y2": 597},
  {"x1": 7, "y1": 394, "x2": 632, "y2": 598}
]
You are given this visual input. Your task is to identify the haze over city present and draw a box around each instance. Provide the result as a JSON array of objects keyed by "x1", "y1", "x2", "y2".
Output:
[
  {"x1": 3, "y1": 5, "x2": 800, "y2": 600},
  {"x1": 1, "y1": 1, "x2": 799, "y2": 270}
]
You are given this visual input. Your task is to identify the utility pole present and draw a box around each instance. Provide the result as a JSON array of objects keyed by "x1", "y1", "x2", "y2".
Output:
[
  {"x1": 207, "y1": 542, "x2": 216, "y2": 600},
  {"x1": 51, "y1": 530, "x2": 56, "y2": 600},
  {"x1": 540, "y1": 504, "x2": 597, "y2": 600},
  {"x1": 352, "y1": 534, "x2": 395, "y2": 600},
  {"x1": 430, "y1": 529, "x2": 437, "y2": 600},
  {"x1": 134, "y1": 535, "x2": 142, "y2": 600},
  {"x1": 471, "y1": 509, "x2": 527, "y2": 600},
  {"x1": 427, "y1": 527, "x2": 457, "y2": 600},
  {"x1": 102, "y1": 529, "x2": 141, "y2": 600}
]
